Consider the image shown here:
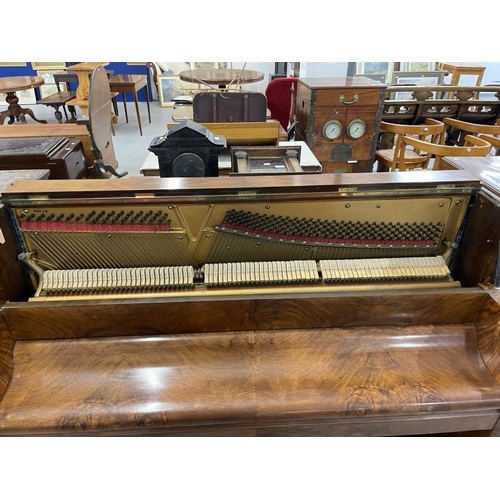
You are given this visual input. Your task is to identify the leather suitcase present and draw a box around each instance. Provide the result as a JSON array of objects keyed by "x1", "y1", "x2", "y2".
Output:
[{"x1": 193, "y1": 92, "x2": 267, "y2": 123}]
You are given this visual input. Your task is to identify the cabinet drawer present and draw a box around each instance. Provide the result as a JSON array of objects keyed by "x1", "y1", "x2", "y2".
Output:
[{"x1": 314, "y1": 88, "x2": 383, "y2": 107}]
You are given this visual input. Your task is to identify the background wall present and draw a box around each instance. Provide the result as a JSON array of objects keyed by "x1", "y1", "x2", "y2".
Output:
[
  {"x1": 1, "y1": 62, "x2": 498, "y2": 102},
  {"x1": 0, "y1": 62, "x2": 149, "y2": 101},
  {"x1": 295, "y1": 62, "x2": 350, "y2": 78}
]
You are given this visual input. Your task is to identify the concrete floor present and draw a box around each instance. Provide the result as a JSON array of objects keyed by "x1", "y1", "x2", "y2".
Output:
[{"x1": 13, "y1": 99, "x2": 174, "y2": 177}]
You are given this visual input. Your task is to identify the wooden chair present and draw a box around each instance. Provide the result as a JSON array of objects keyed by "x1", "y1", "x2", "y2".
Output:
[
  {"x1": 443, "y1": 117, "x2": 500, "y2": 147},
  {"x1": 477, "y1": 133, "x2": 500, "y2": 156},
  {"x1": 400, "y1": 134, "x2": 492, "y2": 170},
  {"x1": 375, "y1": 119, "x2": 445, "y2": 171}
]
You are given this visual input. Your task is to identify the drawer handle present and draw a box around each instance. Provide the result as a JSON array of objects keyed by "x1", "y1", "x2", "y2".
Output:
[{"x1": 339, "y1": 94, "x2": 358, "y2": 105}]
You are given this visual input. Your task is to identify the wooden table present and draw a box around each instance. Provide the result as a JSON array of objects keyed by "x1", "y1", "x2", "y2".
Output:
[
  {"x1": 0, "y1": 76, "x2": 47, "y2": 125},
  {"x1": 109, "y1": 74, "x2": 151, "y2": 136},
  {"x1": 179, "y1": 68, "x2": 264, "y2": 89},
  {"x1": 65, "y1": 62, "x2": 109, "y2": 116},
  {"x1": 439, "y1": 155, "x2": 500, "y2": 197}
]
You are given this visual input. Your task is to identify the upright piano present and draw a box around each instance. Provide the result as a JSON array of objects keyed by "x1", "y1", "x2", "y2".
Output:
[{"x1": 0, "y1": 171, "x2": 499, "y2": 436}]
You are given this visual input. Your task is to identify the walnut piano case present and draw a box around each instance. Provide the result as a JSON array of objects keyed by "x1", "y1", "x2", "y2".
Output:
[
  {"x1": 1, "y1": 288, "x2": 500, "y2": 436},
  {"x1": 0, "y1": 172, "x2": 500, "y2": 436}
]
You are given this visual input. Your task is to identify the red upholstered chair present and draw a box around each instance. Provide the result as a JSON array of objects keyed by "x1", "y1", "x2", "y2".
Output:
[{"x1": 265, "y1": 77, "x2": 299, "y2": 134}]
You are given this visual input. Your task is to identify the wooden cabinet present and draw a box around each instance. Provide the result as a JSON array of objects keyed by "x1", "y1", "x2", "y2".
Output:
[
  {"x1": 295, "y1": 76, "x2": 386, "y2": 173},
  {"x1": 0, "y1": 137, "x2": 87, "y2": 179}
]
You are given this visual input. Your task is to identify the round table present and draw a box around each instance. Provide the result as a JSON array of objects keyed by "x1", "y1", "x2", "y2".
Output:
[
  {"x1": 179, "y1": 69, "x2": 265, "y2": 89},
  {"x1": 0, "y1": 76, "x2": 47, "y2": 125}
]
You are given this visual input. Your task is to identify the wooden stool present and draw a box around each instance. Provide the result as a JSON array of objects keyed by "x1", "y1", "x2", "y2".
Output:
[{"x1": 438, "y1": 62, "x2": 486, "y2": 86}]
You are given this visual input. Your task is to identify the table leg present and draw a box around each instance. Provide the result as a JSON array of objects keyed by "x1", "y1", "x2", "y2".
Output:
[
  {"x1": 67, "y1": 105, "x2": 77, "y2": 122},
  {"x1": 0, "y1": 92, "x2": 47, "y2": 125},
  {"x1": 122, "y1": 92, "x2": 129, "y2": 124},
  {"x1": 145, "y1": 84, "x2": 151, "y2": 124},
  {"x1": 133, "y1": 90, "x2": 142, "y2": 136}
]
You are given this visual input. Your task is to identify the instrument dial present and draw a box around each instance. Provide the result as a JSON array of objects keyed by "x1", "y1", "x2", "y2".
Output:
[
  {"x1": 322, "y1": 120, "x2": 343, "y2": 140},
  {"x1": 347, "y1": 119, "x2": 367, "y2": 140}
]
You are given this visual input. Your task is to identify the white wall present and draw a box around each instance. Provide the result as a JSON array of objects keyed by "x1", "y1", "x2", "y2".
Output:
[
  {"x1": 228, "y1": 62, "x2": 500, "y2": 93},
  {"x1": 232, "y1": 62, "x2": 275, "y2": 93},
  {"x1": 298, "y1": 62, "x2": 349, "y2": 78}
]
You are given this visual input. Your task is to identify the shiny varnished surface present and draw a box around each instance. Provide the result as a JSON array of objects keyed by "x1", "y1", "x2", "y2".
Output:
[
  {"x1": 441, "y1": 156, "x2": 500, "y2": 198},
  {"x1": 0, "y1": 289, "x2": 499, "y2": 436},
  {"x1": 451, "y1": 191, "x2": 500, "y2": 287},
  {"x1": 0, "y1": 308, "x2": 14, "y2": 400},
  {"x1": 179, "y1": 69, "x2": 264, "y2": 86},
  {"x1": 3, "y1": 289, "x2": 487, "y2": 340},
  {"x1": 1, "y1": 320, "x2": 499, "y2": 436},
  {"x1": 440, "y1": 158, "x2": 500, "y2": 288},
  {"x1": 298, "y1": 76, "x2": 386, "y2": 90},
  {"x1": 476, "y1": 292, "x2": 500, "y2": 383},
  {"x1": 474, "y1": 291, "x2": 500, "y2": 437},
  {"x1": 1, "y1": 170, "x2": 481, "y2": 198},
  {"x1": 0, "y1": 76, "x2": 44, "y2": 93}
]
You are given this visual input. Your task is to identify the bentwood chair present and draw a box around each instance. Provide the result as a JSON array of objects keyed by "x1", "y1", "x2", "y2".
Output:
[
  {"x1": 375, "y1": 119, "x2": 445, "y2": 171},
  {"x1": 477, "y1": 133, "x2": 500, "y2": 155},
  {"x1": 399, "y1": 134, "x2": 492, "y2": 170},
  {"x1": 443, "y1": 117, "x2": 500, "y2": 150}
]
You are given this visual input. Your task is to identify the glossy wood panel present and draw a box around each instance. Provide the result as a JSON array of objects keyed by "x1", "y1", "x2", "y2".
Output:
[
  {"x1": 252, "y1": 290, "x2": 486, "y2": 331},
  {"x1": 1, "y1": 170, "x2": 481, "y2": 199},
  {"x1": 1, "y1": 323, "x2": 499, "y2": 436},
  {"x1": 477, "y1": 292, "x2": 500, "y2": 383},
  {"x1": 451, "y1": 191, "x2": 500, "y2": 288},
  {"x1": 0, "y1": 307, "x2": 15, "y2": 401},
  {"x1": 3, "y1": 289, "x2": 488, "y2": 341}
]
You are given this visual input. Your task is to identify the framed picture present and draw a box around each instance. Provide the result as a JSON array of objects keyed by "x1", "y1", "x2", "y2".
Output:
[
  {"x1": 217, "y1": 62, "x2": 231, "y2": 69},
  {"x1": 158, "y1": 75, "x2": 199, "y2": 107},
  {"x1": 0, "y1": 88, "x2": 36, "y2": 104},
  {"x1": 391, "y1": 71, "x2": 446, "y2": 100},
  {"x1": 37, "y1": 70, "x2": 67, "y2": 98},
  {"x1": 31, "y1": 62, "x2": 66, "y2": 70},
  {"x1": 0, "y1": 62, "x2": 26, "y2": 67}
]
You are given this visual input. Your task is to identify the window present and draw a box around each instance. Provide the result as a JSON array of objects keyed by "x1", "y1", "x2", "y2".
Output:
[{"x1": 355, "y1": 62, "x2": 436, "y2": 83}]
